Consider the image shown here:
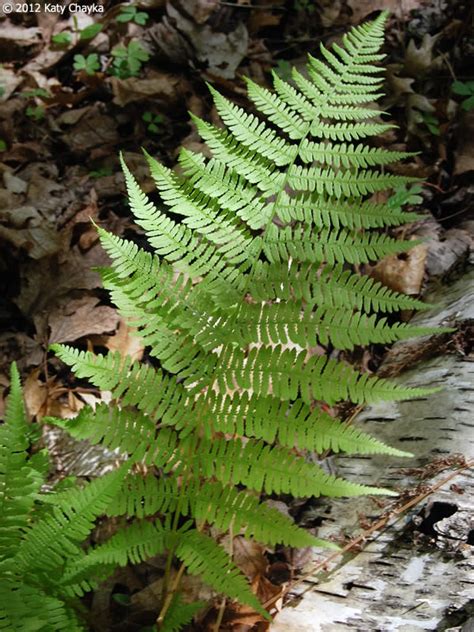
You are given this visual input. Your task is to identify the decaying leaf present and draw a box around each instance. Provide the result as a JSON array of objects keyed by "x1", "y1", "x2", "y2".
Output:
[
  {"x1": 47, "y1": 295, "x2": 119, "y2": 344},
  {"x1": 110, "y1": 71, "x2": 183, "y2": 107},
  {"x1": 404, "y1": 33, "x2": 441, "y2": 76},
  {"x1": 454, "y1": 111, "x2": 474, "y2": 176},
  {"x1": 368, "y1": 242, "x2": 427, "y2": 297},
  {"x1": 348, "y1": 0, "x2": 426, "y2": 24}
]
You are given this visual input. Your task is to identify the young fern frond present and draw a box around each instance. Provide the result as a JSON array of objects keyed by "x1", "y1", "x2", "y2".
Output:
[
  {"x1": 0, "y1": 366, "x2": 137, "y2": 631},
  {"x1": 50, "y1": 13, "x2": 444, "y2": 625},
  {"x1": 159, "y1": 596, "x2": 205, "y2": 632},
  {"x1": 0, "y1": 364, "x2": 42, "y2": 559}
]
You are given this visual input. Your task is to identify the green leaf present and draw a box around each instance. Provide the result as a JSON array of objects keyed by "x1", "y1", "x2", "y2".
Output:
[
  {"x1": 452, "y1": 80, "x2": 474, "y2": 96},
  {"x1": 461, "y1": 94, "x2": 474, "y2": 111},
  {"x1": 52, "y1": 32, "x2": 72, "y2": 45},
  {"x1": 73, "y1": 53, "x2": 100, "y2": 75},
  {"x1": 79, "y1": 23, "x2": 103, "y2": 40}
]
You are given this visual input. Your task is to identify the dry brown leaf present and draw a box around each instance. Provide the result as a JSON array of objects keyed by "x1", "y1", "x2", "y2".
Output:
[
  {"x1": 216, "y1": 575, "x2": 282, "y2": 630},
  {"x1": 0, "y1": 205, "x2": 62, "y2": 259},
  {"x1": 233, "y1": 537, "x2": 268, "y2": 580},
  {"x1": 104, "y1": 319, "x2": 144, "y2": 363},
  {"x1": 368, "y1": 243, "x2": 427, "y2": 296},
  {"x1": 349, "y1": 0, "x2": 426, "y2": 23},
  {"x1": 110, "y1": 72, "x2": 183, "y2": 108},
  {"x1": 404, "y1": 33, "x2": 441, "y2": 76},
  {"x1": 23, "y1": 369, "x2": 49, "y2": 418},
  {"x1": 0, "y1": 67, "x2": 22, "y2": 101},
  {"x1": 454, "y1": 111, "x2": 474, "y2": 176},
  {"x1": 48, "y1": 295, "x2": 119, "y2": 344}
]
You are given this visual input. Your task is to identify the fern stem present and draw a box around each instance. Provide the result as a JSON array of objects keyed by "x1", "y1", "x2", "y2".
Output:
[
  {"x1": 213, "y1": 596, "x2": 227, "y2": 631},
  {"x1": 156, "y1": 561, "x2": 187, "y2": 629}
]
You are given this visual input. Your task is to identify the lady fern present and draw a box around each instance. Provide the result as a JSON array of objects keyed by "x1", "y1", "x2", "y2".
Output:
[
  {"x1": 47, "y1": 12, "x2": 447, "y2": 627},
  {"x1": 0, "y1": 364, "x2": 129, "y2": 630}
]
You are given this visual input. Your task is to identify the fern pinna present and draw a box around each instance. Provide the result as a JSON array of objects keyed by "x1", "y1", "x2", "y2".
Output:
[{"x1": 47, "y1": 12, "x2": 445, "y2": 627}]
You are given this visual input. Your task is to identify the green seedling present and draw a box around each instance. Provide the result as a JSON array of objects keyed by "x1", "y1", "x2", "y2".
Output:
[
  {"x1": 110, "y1": 41, "x2": 149, "y2": 79},
  {"x1": 73, "y1": 53, "x2": 101, "y2": 75},
  {"x1": 142, "y1": 111, "x2": 163, "y2": 134},
  {"x1": 452, "y1": 80, "x2": 474, "y2": 111},
  {"x1": 116, "y1": 5, "x2": 149, "y2": 26}
]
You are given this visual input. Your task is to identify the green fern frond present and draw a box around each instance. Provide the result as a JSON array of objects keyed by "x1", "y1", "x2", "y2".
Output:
[
  {"x1": 205, "y1": 390, "x2": 410, "y2": 457},
  {"x1": 217, "y1": 344, "x2": 436, "y2": 405},
  {"x1": 48, "y1": 14, "x2": 448, "y2": 623},
  {"x1": 48, "y1": 346, "x2": 199, "y2": 432},
  {"x1": 274, "y1": 192, "x2": 422, "y2": 229},
  {"x1": 208, "y1": 85, "x2": 299, "y2": 166},
  {"x1": 190, "y1": 114, "x2": 285, "y2": 194},
  {"x1": 178, "y1": 149, "x2": 271, "y2": 230},
  {"x1": 210, "y1": 302, "x2": 447, "y2": 351},
  {"x1": 144, "y1": 150, "x2": 256, "y2": 266},
  {"x1": 0, "y1": 364, "x2": 43, "y2": 559},
  {"x1": 191, "y1": 481, "x2": 334, "y2": 548},
  {"x1": 250, "y1": 262, "x2": 430, "y2": 313},
  {"x1": 160, "y1": 596, "x2": 205, "y2": 632},
  {"x1": 263, "y1": 224, "x2": 418, "y2": 265},
  {"x1": 48, "y1": 404, "x2": 179, "y2": 467},
  {"x1": 299, "y1": 140, "x2": 415, "y2": 168},
  {"x1": 107, "y1": 473, "x2": 180, "y2": 519},
  {"x1": 198, "y1": 437, "x2": 397, "y2": 498},
  {"x1": 287, "y1": 164, "x2": 415, "y2": 198},
  {"x1": 120, "y1": 155, "x2": 244, "y2": 307},
  {"x1": 0, "y1": 582, "x2": 84, "y2": 632},
  {"x1": 174, "y1": 529, "x2": 269, "y2": 618},
  {"x1": 15, "y1": 465, "x2": 128, "y2": 574}
]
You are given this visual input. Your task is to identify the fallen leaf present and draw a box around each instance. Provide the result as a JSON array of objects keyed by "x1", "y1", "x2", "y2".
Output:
[
  {"x1": 110, "y1": 72, "x2": 182, "y2": 107},
  {"x1": 454, "y1": 110, "x2": 474, "y2": 176},
  {"x1": 59, "y1": 106, "x2": 119, "y2": 152},
  {"x1": 348, "y1": 0, "x2": 426, "y2": 23},
  {"x1": 48, "y1": 295, "x2": 119, "y2": 344},
  {"x1": 23, "y1": 369, "x2": 49, "y2": 418},
  {"x1": 103, "y1": 319, "x2": 144, "y2": 363},
  {"x1": 404, "y1": 33, "x2": 441, "y2": 76},
  {"x1": 14, "y1": 241, "x2": 110, "y2": 316},
  {"x1": 0, "y1": 67, "x2": 22, "y2": 101},
  {"x1": 368, "y1": 242, "x2": 427, "y2": 296},
  {"x1": 0, "y1": 205, "x2": 62, "y2": 259},
  {"x1": 233, "y1": 537, "x2": 267, "y2": 580}
]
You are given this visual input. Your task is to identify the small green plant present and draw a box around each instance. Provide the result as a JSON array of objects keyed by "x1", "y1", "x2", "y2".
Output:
[
  {"x1": 295, "y1": 0, "x2": 315, "y2": 13},
  {"x1": 0, "y1": 139, "x2": 7, "y2": 151},
  {"x1": 274, "y1": 59, "x2": 292, "y2": 81},
  {"x1": 452, "y1": 80, "x2": 474, "y2": 111},
  {"x1": 52, "y1": 31, "x2": 72, "y2": 46},
  {"x1": 110, "y1": 41, "x2": 149, "y2": 79},
  {"x1": 142, "y1": 111, "x2": 164, "y2": 134},
  {"x1": 26, "y1": 105, "x2": 45, "y2": 120},
  {"x1": 21, "y1": 88, "x2": 50, "y2": 99},
  {"x1": 79, "y1": 23, "x2": 103, "y2": 41},
  {"x1": 421, "y1": 111, "x2": 440, "y2": 135},
  {"x1": 117, "y1": 4, "x2": 149, "y2": 26},
  {"x1": 89, "y1": 166, "x2": 114, "y2": 178},
  {"x1": 73, "y1": 53, "x2": 100, "y2": 75}
]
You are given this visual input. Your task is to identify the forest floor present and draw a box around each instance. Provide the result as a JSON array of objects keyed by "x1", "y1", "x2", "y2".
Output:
[{"x1": 0, "y1": 0, "x2": 473, "y2": 630}]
